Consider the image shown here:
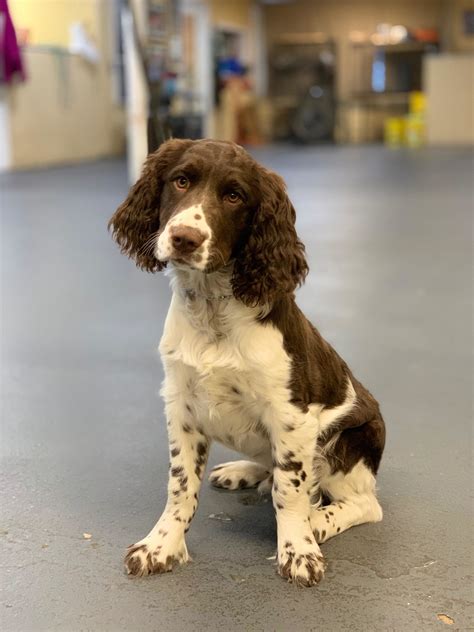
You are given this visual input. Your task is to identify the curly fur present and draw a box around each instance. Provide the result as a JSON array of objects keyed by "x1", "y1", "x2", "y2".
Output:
[
  {"x1": 108, "y1": 139, "x2": 192, "y2": 272},
  {"x1": 109, "y1": 139, "x2": 308, "y2": 305},
  {"x1": 232, "y1": 168, "x2": 309, "y2": 307}
]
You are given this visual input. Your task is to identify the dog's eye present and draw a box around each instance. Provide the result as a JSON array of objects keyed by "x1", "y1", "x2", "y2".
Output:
[
  {"x1": 225, "y1": 191, "x2": 241, "y2": 204},
  {"x1": 175, "y1": 176, "x2": 189, "y2": 190}
]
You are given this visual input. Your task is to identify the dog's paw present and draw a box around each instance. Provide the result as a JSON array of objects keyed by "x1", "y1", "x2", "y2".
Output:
[
  {"x1": 209, "y1": 460, "x2": 269, "y2": 490},
  {"x1": 277, "y1": 539, "x2": 327, "y2": 587},
  {"x1": 124, "y1": 534, "x2": 189, "y2": 577}
]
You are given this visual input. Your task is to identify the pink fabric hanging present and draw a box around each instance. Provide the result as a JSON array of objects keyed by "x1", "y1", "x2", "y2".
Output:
[{"x1": 0, "y1": 0, "x2": 25, "y2": 84}]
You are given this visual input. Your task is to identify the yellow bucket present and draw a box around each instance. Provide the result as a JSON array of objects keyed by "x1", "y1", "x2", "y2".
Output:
[
  {"x1": 384, "y1": 117, "x2": 405, "y2": 148},
  {"x1": 409, "y1": 91, "x2": 426, "y2": 115},
  {"x1": 405, "y1": 114, "x2": 425, "y2": 148}
]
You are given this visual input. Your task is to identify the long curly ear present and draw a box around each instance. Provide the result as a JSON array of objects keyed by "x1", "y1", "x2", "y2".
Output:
[
  {"x1": 108, "y1": 139, "x2": 193, "y2": 271},
  {"x1": 232, "y1": 167, "x2": 308, "y2": 306}
]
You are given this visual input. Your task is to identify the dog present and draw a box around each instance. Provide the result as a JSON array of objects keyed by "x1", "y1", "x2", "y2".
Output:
[{"x1": 109, "y1": 138, "x2": 385, "y2": 587}]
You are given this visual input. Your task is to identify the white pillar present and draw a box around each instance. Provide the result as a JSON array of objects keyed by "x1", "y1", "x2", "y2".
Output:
[
  {"x1": 0, "y1": 88, "x2": 12, "y2": 171},
  {"x1": 121, "y1": 5, "x2": 148, "y2": 183}
]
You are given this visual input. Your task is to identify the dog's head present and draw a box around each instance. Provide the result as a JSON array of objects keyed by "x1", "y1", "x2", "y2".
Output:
[{"x1": 109, "y1": 139, "x2": 308, "y2": 306}]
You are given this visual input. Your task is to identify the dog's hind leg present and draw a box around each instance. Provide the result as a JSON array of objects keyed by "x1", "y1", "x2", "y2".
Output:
[
  {"x1": 310, "y1": 460, "x2": 382, "y2": 543},
  {"x1": 209, "y1": 460, "x2": 271, "y2": 491}
]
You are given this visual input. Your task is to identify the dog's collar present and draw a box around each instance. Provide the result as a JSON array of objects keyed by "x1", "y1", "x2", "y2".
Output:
[{"x1": 182, "y1": 289, "x2": 233, "y2": 301}]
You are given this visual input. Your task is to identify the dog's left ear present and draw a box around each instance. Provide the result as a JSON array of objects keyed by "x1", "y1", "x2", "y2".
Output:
[
  {"x1": 232, "y1": 167, "x2": 308, "y2": 307},
  {"x1": 108, "y1": 139, "x2": 193, "y2": 272}
]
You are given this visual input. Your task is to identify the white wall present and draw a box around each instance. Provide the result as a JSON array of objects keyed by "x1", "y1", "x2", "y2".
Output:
[{"x1": 425, "y1": 54, "x2": 474, "y2": 146}]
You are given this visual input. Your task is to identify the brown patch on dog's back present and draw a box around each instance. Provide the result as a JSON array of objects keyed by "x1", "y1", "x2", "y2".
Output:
[
  {"x1": 264, "y1": 297, "x2": 348, "y2": 412},
  {"x1": 264, "y1": 297, "x2": 385, "y2": 477}
]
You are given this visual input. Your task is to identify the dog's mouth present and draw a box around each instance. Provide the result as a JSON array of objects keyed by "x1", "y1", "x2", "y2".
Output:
[
  {"x1": 156, "y1": 247, "x2": 202, "y2": 267},
  {"x1": 169, "y1": 257, "x2": 231, "y2": 275},
  {"x1": 168, "y1": 255, "x2": 206, "y2": 272},
  {"x1": 158, "y1": 241, "x2": 231, "y2": 274}
]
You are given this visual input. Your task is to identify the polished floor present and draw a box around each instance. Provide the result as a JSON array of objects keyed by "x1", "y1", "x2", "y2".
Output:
[{"x1": 1, "y1": 146, "x2": 472, "y2": 631}]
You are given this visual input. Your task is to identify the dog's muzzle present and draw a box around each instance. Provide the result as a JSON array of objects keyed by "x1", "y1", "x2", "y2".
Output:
[{"x1": 169, "y1": 226, "x2": 206, "y2": 257}]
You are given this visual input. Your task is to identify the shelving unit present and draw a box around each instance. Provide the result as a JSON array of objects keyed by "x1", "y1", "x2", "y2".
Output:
[
  {"x1": 341, "y1": 40, "x2": 439, "y2": 141},
  {"x1": 349, "y1": 40, "x2": 439, "y2": 97},
  {"x1": 142, "y1": 0, "x2": 204, "y2": 148},
  {"x1": 268, "y1": 35, "x2": 337, "y2": 142}
]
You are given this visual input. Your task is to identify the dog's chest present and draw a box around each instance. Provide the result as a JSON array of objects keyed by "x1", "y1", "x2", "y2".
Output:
[
  {"x1": 179, "y1": 333, "x2": 286, "y2": 438},
  {"x1": 193, "y1": 366, "x2": 268, "y2": 452},
  {"x1": 160, "y1": 297, "x2": 293, "y2": 453}
]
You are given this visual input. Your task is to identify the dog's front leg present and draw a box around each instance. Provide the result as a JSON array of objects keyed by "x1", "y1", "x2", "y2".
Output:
[
  {"x1": 271, "y1": 417, "x2": 326, "y2": 586},
  {"x1": 125, "y1": 369, "x2": 209, "y2": 576}
]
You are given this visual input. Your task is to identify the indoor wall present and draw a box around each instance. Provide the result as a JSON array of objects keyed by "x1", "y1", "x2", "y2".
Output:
[
  {"x1": 3, "y1": 0, "x2": 124, "y2": 169},
  {"x1": 263, "y1": 0, "x2": 446, "y2": 100}
]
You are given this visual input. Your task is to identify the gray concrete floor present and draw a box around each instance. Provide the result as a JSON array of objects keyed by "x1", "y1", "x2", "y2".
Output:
[{"x1": 1, "y1": 146, "x2": 472, "y2": 631}]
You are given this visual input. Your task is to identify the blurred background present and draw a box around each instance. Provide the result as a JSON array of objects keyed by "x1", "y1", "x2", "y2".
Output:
[
  {"x1": 1, "y1": 2, "x2": 473, "y2": 630},
  {"x1": 0, "y1": 0, "x2": 472, "y2": 176}
]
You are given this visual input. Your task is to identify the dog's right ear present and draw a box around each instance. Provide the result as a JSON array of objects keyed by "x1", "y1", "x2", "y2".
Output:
[{"x1": 108, "y1": 139, "x2": 193, "y2": 271}]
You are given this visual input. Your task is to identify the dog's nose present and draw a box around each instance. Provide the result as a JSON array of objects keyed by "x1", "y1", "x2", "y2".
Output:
[{"x1": 170, "y1": 226, "x2": 206, "y2": 255}]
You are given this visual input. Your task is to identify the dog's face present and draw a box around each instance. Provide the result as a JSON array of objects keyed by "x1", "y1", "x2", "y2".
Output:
[
  {"x1": 155, "y1": 141, "x2": 260, "y2": 272},
  {"x1": 109, "y1": 139, "x2": 308, "y2": 306}
]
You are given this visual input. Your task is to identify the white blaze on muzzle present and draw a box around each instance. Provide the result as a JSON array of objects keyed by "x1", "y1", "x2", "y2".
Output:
[{"x1": 156, "y1": 203, "x2": 212, "y2": 270}]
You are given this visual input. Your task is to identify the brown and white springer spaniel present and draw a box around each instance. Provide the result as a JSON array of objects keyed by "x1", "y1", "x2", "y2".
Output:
[{"x1": 109, "y1": 139, "x2": 386, "y2": 587}]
